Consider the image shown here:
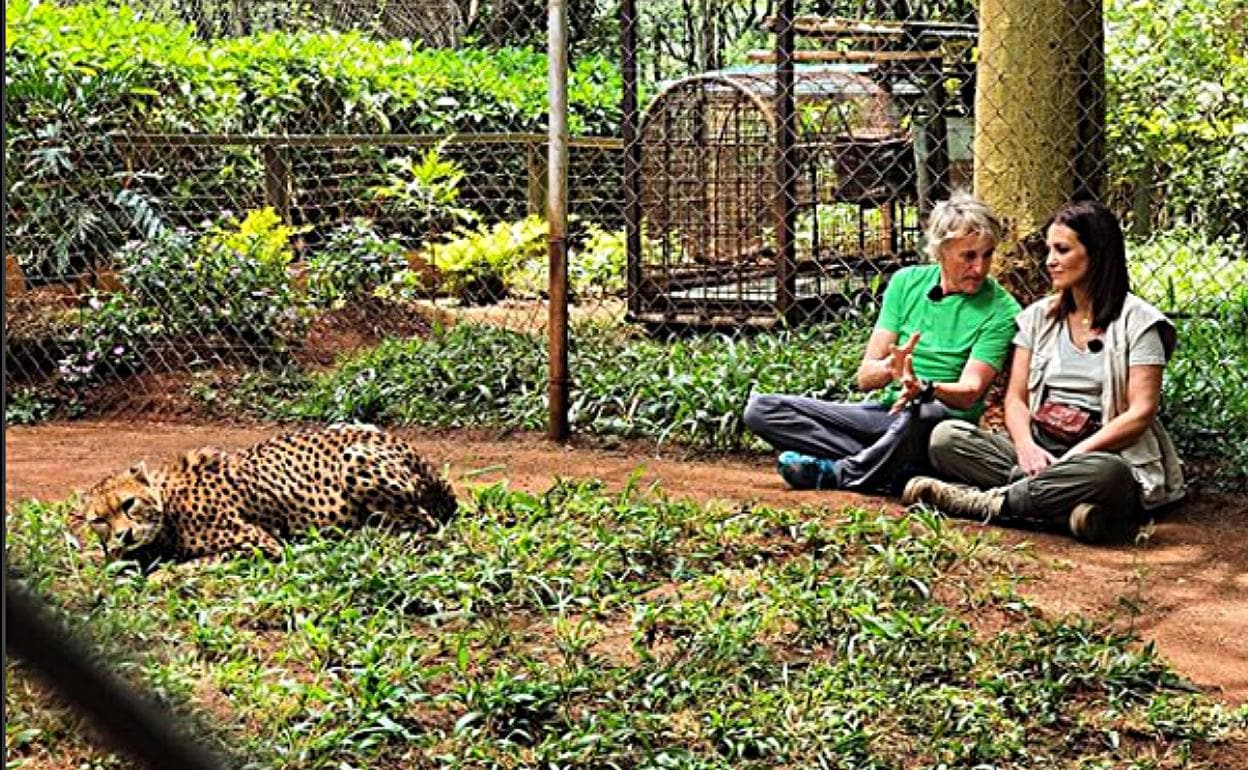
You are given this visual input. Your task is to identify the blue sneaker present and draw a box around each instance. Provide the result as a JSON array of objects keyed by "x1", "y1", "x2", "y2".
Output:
[{"x1": 777, "y1": 451, "x2": 840, "y2": 490}]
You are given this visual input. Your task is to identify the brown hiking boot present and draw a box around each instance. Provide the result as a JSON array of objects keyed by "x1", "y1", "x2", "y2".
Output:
[
  {"x1": 902, "y1": 476, "x2": 1005, "y2": 522},
  {"x1": 1069, "y1": 502, "x2": 1113, "y2": 544}
]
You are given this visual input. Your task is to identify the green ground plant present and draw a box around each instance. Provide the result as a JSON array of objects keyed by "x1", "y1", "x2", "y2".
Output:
[
  {"x1": 226, "y1": 312, "x2": 1248, "y2": 486},
  {"x1": 253, "y1": 320, "x2": 869, "y2": 450},
  {"x1": 114, "y1": 207, "x2": 307, "y2": 346},
  {"x1": 6, "y1": 484, "x2": 1245, "y2": 768},
  {"x1": 305, "y1": 219, "x2": 411, "y2": 308}
]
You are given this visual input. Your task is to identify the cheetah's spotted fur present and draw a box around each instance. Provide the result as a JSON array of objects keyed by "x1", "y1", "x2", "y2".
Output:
[{"x1": 81, "y1": 425, "x2": 457, "y2": 563}]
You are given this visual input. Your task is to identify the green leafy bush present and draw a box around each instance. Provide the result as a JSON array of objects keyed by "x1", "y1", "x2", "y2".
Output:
[
  {"x1": 1107, "y1": 0, "x2": 1248, "y2": 237},
  {"x1": 1162, "y1": 317, "x2": 1248, "y2": 488},
  {"x1": 4, "y1": 0, "x2": 622, "y2": 280},
  {"x1": 305, "y1": 218, "x2": 410, "y2": 308},
  {"x1": 1129, "y1": 228, "x2": 1248, "y2": 317},
  {"x1": 427, "y1": 216, "x2": 548, "y2": 304},
  {"x1": 569, "y1": 223, "x2": 627, "y2": 298},
  {"x1": 3, "y1": 0, "x2": 225, "y2": 278},
  {"x1": 55, "y1": 292, "x2": 158, "y2": 389},
  {"x1": 37, "y1": 208, "x2": 309, "y2": 402},
  {"x1": 4, "y1": 0, "x2": 621, "y2": 137},
  {"x1": 413, "y1": 218, "x2": 628, "y2": 304},
  {"x1": 370, "y1": 146, "x2": 477, "y2": 238},
  {"x1": 116, "y1": 208, "x2": 306, "y2": 346}
]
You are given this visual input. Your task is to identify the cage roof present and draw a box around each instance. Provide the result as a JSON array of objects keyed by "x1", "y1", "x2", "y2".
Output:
[{"x1": 661, "y1": 64, "x2": 924, "y2": 98}]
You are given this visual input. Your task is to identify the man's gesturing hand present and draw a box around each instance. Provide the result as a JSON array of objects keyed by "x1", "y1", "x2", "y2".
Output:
[
  {"x1": 890, "y1": 353, "x2": 924, "y2": 414},
  {"x1": 887, "y1": 332, "x2": 921, "y2": 382}
]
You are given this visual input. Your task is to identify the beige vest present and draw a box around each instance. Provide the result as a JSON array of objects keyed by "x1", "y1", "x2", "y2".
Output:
[{"x1": 1017, "y1": 294, "x2": 1185, "y2": 509}]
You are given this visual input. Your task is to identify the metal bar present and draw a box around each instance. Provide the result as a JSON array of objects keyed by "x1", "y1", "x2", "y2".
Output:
[
  {"x1": 5, "y1": 579, "x2": 235, "y2": 770},
  {"x1": 114, "y1": 133, "x2": 624, "y2": 150},
  {"x1": 746, "y1": 49, "x2": 946, "y2": 64},
  {"x1": 621, "y1": 0, "x2": 642, "y2": 319},
  {"x1": 763, "y1": 16, "x2": 977, "y2": 39},
  {"x1": 922, "y1": 62, "x2": 951, "y2": 211},
  {"x1": 546, "y1": 0, "x2": 570, "y2": 442},
  {"x1": 773, "y1": 0, "x2": 798, "y2": 322}
]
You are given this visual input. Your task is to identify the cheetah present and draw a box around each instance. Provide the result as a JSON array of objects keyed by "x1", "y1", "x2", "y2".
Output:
[{"x1": 81, "y1": 425, "x2": 457, "y2": 564}]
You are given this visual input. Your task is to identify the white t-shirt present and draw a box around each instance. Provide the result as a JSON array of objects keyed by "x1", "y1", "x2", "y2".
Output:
[{"x1": 1014, "y1": 321, "x2": 1166, "y2": 413}]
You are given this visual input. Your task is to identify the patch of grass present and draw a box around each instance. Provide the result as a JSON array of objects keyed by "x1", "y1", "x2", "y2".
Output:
[
  {"x1": 6, "y1": 486, "x2": 1245, "y2": 768},
  {"x1": 274, "y1": 323, "x2": 548, "y2": 428},
  {"x1": 236, "y1": 313, "x2": 1248, "y2": 486},
  {"x1": 249, "y1": 320, "x2": 870, "y2": 450}
]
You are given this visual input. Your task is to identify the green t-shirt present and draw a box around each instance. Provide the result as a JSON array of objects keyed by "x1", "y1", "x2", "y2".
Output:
[{"x1": 875, "y1": 264, "x2": 1021, "y2": 421}]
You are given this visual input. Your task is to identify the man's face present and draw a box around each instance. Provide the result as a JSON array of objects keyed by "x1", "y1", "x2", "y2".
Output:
[{"x1": 938, "y1": 231, "x2": 996, "y2": 295}]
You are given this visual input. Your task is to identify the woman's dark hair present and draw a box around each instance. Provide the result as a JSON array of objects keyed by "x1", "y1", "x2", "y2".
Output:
[{"x1": 1045, "y1": 200, "x2": 1130, "y2": 328}]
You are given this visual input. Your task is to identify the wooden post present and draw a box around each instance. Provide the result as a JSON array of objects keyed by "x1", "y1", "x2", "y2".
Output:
[
  {"x1": 526, "y1": 142, "x2": 548, "y2": 216},
  {"x1": 5, "y1": 253, "x2": 29, "y2": 297},
  {"x1": 262, "y1": 143, "x2": 292, "y2": 224}
]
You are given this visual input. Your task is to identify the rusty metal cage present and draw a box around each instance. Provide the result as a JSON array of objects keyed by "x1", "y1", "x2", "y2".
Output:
[
  {"x1": 627, "y1": 17, "x2": 978, "y2": 329},
  {"x1": 630, "y1": 66, "x2": 921, "y2": 327}
]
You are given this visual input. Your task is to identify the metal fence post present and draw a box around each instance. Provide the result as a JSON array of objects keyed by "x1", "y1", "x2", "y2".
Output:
[
  {"x1": 773, "y1": 0, "x2": 798, "y2": 323},
  {"x1": 547, "y1": 0, "x2": 570, "y2": 442},
  {"x1": 621, "y1": 0, "x2": 642, "y2": 319}
]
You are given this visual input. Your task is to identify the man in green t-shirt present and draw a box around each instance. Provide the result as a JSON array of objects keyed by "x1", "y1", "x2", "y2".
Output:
[{"x1": 743, "y1": 192, "x2": 1022, "y2": 493}]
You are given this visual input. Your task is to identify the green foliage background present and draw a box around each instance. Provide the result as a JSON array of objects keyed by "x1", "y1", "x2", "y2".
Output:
[{"x1": 1106, "y1": 0, "x2": 1248, "y2": 239}]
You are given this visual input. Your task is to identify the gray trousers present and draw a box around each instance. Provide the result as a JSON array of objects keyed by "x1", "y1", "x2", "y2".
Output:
[
  {"x1": 929, "y1": 420, "x2": 1139, "y2": 526},
  {"x1": 743, "y1": 393, "x2": 950, "y2": 493}
]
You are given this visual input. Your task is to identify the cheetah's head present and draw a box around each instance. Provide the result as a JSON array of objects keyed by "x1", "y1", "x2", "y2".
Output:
[{"x1": 81, "y1": 462, "x2": 167, "y2": 559}]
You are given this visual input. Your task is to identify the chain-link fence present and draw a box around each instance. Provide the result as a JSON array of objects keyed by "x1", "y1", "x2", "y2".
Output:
[
  {"x1": 5, "y1": 0, "x2": 1247, "y2": 482},
  {"x1": 5, "y1": 1, "x2": 1248, "y2": 766}
]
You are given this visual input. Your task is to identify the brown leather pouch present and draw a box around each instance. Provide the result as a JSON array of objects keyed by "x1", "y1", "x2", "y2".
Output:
[{"x1": 1033, "y1": 402, "x2": 1098, "y2": 444}]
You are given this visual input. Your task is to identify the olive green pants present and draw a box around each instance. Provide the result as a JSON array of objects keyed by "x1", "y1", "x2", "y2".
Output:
[{"x1": 928, "y1": 420, "x2": 1139, "y2": 527}]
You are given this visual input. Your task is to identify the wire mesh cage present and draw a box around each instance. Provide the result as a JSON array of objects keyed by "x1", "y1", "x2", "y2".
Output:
[{"x1": 627, "y1": 14, "x2": 978, "y2": 329}]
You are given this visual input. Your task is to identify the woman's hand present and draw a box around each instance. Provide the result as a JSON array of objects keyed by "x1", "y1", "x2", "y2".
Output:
[{"x1": 1016, "y1": 439, "x2": 1057, "y2": 475}]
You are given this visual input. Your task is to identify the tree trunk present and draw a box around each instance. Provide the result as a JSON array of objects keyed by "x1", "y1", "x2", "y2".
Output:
[{"x1": 974, "y1": 0, "x2": 1105, "y2": 304}]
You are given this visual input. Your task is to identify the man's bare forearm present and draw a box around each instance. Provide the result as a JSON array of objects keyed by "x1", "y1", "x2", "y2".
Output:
[{"x1": 856, "y1": 358, "x2": 894, "y2": 391}]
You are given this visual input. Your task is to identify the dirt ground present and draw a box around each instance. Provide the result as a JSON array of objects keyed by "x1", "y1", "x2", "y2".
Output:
[{"x1": 6, "y1": 419, "x2": 1247, "y2": 707}]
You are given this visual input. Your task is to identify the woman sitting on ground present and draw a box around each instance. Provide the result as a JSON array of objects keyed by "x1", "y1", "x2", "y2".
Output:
[{"x1": 902, "y1": 200, "x2": 1184, "y2": 542}]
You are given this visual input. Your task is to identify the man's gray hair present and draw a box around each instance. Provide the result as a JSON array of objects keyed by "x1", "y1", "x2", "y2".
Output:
[{"x1": 924, "y1": 191, "x2": 1005, "y2": 261}]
